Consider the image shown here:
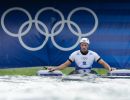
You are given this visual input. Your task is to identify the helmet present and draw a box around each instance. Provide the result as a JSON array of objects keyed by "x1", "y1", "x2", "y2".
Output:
[{"x1": 80, "y1": 38, "x2": 90, "y2": 44}]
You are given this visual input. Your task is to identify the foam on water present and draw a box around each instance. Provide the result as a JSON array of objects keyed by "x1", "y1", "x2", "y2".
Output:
[{"x1": 0, "y1": 76, "x2": 130, "y2": 100}]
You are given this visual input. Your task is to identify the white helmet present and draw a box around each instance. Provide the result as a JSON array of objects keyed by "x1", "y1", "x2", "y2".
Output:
[{"x1": 80, "y1": 38, "x2": 90, "y2": 44}]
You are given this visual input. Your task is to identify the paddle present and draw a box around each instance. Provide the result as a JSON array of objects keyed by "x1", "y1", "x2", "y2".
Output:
[
  {"x1": 41, "y1": 66, "x2": 54, "y2": 72},
  {"x1": 42, "y1": 66, "x2": 48, "y2": 70},
  {"x1": 36, "y1": 66, "x2": 63, "y2": 77}
]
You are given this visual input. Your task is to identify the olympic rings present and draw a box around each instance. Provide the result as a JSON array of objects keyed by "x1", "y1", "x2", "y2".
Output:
[
  {"x1": 1, "y1": 7, "x2": 98, "y2": 51},
  {"x1": 18, "y1": 20, "x2": 49, "y2": 51},
  {"x1": 1, "y1": 7, "x2": 32, "y2": 37}
]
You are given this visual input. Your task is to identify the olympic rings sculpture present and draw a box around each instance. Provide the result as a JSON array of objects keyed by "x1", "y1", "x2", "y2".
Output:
[{"x1": 1, "y1": 7, "x2": 98, "y2": 51}]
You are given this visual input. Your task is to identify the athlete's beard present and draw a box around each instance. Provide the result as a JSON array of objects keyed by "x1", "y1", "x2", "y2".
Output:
[{"x1": 80, "y1": 48, "x2": 88, "y2": 55}]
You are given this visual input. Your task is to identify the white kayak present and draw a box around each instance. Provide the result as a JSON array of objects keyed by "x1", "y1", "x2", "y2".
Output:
[{"x1": 36, "y1": 69, "x2": 130, "y2": 81}]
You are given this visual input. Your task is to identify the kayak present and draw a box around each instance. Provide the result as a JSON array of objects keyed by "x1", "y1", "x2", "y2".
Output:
[{"x1": 36, "y1": 69, "x2": 130, "y2": 81}]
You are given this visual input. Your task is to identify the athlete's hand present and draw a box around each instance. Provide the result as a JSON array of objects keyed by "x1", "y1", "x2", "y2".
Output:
[
  {"x1": 110, "y1": 67, "x2": 116, "y2": 72},
  {"x1": 47, "y1": 67, "x2": 57, "y2": 72}
]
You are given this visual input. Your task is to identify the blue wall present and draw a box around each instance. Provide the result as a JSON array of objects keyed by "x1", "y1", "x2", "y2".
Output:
[{"x1": 0, "y1": 0, "x2": 130, "y2": 68}]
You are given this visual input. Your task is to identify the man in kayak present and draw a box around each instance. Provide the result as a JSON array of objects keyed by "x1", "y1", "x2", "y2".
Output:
[{"x1": 48, "y1": 38, "x2": 113, "y2": 74}]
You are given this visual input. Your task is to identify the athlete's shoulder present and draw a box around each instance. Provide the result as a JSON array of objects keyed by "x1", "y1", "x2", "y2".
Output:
[
  {"x1": 71, "y1": 50, "x2": 81, "y2": 55},
  {"x1": 88, "y1": 50, "x2": 98, "y2": 55}
]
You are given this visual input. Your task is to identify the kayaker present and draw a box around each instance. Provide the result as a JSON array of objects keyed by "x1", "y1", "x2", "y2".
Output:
[{"x1": 48, "y1": 38, "x2": 113, "y2": 74}]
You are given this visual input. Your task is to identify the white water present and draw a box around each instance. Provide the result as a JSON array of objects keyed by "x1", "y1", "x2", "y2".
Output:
[{"x1": 0, "y1": 76, "x2": 130, "y2": 100}]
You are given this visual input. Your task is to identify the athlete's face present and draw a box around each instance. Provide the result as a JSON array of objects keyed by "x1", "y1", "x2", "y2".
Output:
[{"x1": 80, "y1": 42, "x2": 89, "y2": 52}]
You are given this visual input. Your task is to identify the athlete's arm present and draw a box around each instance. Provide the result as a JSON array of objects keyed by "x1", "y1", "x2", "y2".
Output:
[
  {"x1": 57, "y1": 60, "x2": 72, "y2": 70},
  {"x1": 98, "y1": 59, "x2": 112, "y2": 71},
  {"x1": 48, "y1": 60, "x2": 72, "y2": 71}
]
